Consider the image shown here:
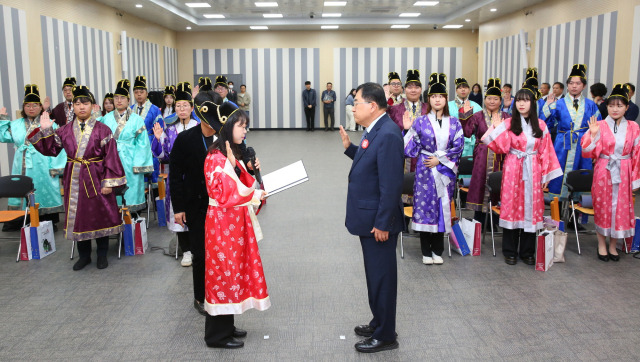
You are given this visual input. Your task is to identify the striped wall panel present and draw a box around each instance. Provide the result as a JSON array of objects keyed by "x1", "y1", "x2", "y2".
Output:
[
  {"x1": 41, "y1": 16, "x2": 115, "y2": 106},
  {"x1": 193, "y1": 48, "x2": 320, "y2": 129},
  {"x1": 0, "y1": 5, "x2": 30, "y2": 177},
  {"x1": 163, "y1": 46, "x2": 178, "y2": 87},
  {"x1": 483, "y1": 33, "x2": 528, "y2": 92},
  {"x1": 334, "y1": 47, "x2": 463, "y2": 127},
  {"x1": 535, "y1": 11, "x2": 617, "y2": 95},
  {"x1": 127, "y1": 37, "x2": 160, "y2": 90},
  {"x1": 630, "y1": 6, "x2": 640, "y2": 104}
]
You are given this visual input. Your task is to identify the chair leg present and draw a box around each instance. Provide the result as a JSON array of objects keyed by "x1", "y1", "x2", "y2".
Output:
[
  {"x1": 118, "y1": 232, "x2": 122, "y2": 259},
  {"x1": 447, "y1": 233, "x2": 452, "y2": 258},
  {"x1": 489, "y1": 205, "x2": 496, "y2": 257},
  {"x1": 399, "y1": 232, "x2": 404, "y2": 259},
  {"x1": 456, "y1": 187, "x2": 462, "y2": 221},
  {"x1": 146, "y1": 184, "x2": 152, "y2": 229},
  {"x1": 70, "y1": 240, "x2": 75, "y2": 260},
  {"x1": 570, "y1": 200, "x2": 581, "y2": 255}
]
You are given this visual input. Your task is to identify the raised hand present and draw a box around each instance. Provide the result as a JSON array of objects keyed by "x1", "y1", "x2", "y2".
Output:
[
  {"x1": 588, "y1": 115, "x2": 599, "y2": 137},
  {"x1": 0, "y1": 107, "x2": 7, "y2": 117},
  {"x1": 43, "y1": 96, "x2": 51, "y2": 110},
  {"x1": 192, "y1": 85, "x2": 200, "y2": 98},
  {"x1": 152, "y1": 122, "x2": 164, "y2": 140},
  {"x1": 463, "y1": 100, "x2": 471, "y2": 114},
  {"x1": 546, "y1": 93, "x2": 556, "y2": 105},
  {"x1": 339, "y1": 125, "x2": 351, "y2": 149},
  {"x1": 402, "y1": 110, "x2": 413, "y2": 130},
  {"x1": 225, "y1": 141, "x2": 236, "y2": 165},
  {"x1": 92, "y1": 104, "x2": 101, "y2": 113},
  {"x1": 40, "y1": 111, "x2": 53, "y2": 129},
  {"x1": 491, "y1": 112, "x2": 503, "y2": 128}
]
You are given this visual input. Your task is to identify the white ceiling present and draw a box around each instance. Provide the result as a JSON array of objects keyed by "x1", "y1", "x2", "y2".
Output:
[{"x1": 94, "y1": 0, "x2": 545, "y2": 31}]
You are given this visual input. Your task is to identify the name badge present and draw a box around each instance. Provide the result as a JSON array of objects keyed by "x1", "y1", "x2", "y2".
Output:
[{"x1": 361, "y1": 139, "x2": 369, "y2": 149}]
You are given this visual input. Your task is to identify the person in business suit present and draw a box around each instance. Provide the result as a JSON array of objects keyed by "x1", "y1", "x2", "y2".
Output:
[
  {"x1": 338, "y1": 82, "x2": 404, "y2": 353},
  {"x1": 169, "y1": 90, "x2": 247, "y2": 349}
]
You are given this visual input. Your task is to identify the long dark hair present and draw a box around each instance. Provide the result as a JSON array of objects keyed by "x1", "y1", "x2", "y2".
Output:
[
  {"x1": 345, "y1": 88, "x2": 356, "y2": 101},
  {"x1": 161, "y1": 94, "x2": 175, "y2": 115},
  {"x1": 102, "y1": 98, "x2": 114, "y2": 116},
  {"x1": 210, "y1": 110, "x2": 250, "y2": 161},
  {"x1": 510, "y1": 89, "x2": 542, "y2": 138}
]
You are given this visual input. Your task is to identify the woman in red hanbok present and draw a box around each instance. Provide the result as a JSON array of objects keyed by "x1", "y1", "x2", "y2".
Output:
[
  {"x1": 581, "y1": 84, "x2": 640, "y2": 262},
  {"x1": 203, "y1": 103, "x2": 269, "y2": 346},
  {"x1": 482, "y1": 86, "x2": 562, "y2": 265}
]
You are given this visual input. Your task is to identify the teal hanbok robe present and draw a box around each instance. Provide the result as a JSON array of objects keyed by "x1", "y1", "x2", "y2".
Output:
[
  {"x1": 100, "y1": 109, "x2": 154, "y2": 211},
  {"x1": 0, "y1": 115, "x2": 65, "y2": 213},
  {"x1": 130, "y1": 100, "x2": 164, "y2": 183},
  {"x1": 449, "y1": 99, "x2": 482, "y2": 157}
]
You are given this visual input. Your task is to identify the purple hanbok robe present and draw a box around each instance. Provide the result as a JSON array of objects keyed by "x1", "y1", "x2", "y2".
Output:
[
  {"x1": 460, "y1": 110, "x2": 509, "y2": 212},
  {"x1": 29, "y1": 116, "x2": 126, "y2": 241},
  {"x1": 404, "y1": 113, "x2": 464, "y2": 233}
]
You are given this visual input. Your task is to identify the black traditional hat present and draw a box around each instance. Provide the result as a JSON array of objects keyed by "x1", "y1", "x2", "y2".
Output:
[
  {"x1": 133, "y1": 75, "x2": 147, "y2": 90},
  {"x1": 388, "y1": 72, "x2": 401, "y2": 83},
  {"x1": 62, "y1": 77, "x2": 76, "y2": 89},
  {"x1": 485, "y1": 78, "x2": 502, "y2": 97},
  {"x1": 195, "y1": 97, "x2": 239, "y2": 133},
  {"x1": 525, "y1": 67, "x2": 538, "y2": 81},
  {"x1": 427, "y1": 73, "x2": 447, "y2": 95},
  {"x1": 405, "y1": 70, "x2": 421, "y2": 87},
  {"x1": 104, "y1": 93, "x2": 114, "y2": 100},
  {"x1": 524, "y1": 76, "x2": 538, "y2": 88},
  {"x1": 569, "y1": 64, "x2": 587, "y2": 79},
  {"x1": 175, "y1": 82, "x2": 193, "y2": 104},
  {"x1": 199, "y1": 77, "x2": 213, "y2": 91},
  {"x1": 73, "y1": 85, "x2": 95, "y2": 103},
  {"x1": 164, "y1": 85, "x2": 176, "y2": 97},
  {"x1": 608, "y1": 83, "x2": 630, "y2": 102},
  {"x1": 115, "y1": 79, "x2": 131, "y2": 98},
  {"x1": 214, "y1": 75, "x2": 228, "y2": 89},
  {"x1": 520, "y1": 82, "x2": 541, "y2": 101},
  {"x1": 23, "y1": 84, "x2": 41, "y2": 104},
  {"x1": 454, "y1": 78, "x2": 469, "y2": 88}
]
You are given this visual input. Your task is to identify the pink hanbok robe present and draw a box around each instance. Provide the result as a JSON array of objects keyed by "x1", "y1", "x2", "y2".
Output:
[
  {"x1": 482, "y1": 118, "x2": 562, "y2": 232},
  {"x1": 581, "y1": 117, "x2": 640, "y2": 238}
]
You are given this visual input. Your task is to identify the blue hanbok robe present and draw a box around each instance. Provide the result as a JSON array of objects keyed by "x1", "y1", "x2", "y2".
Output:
[
  {"x1": 404, "y1": 113, "x2": 464, "y2": 233},
  {"x1": 0, "y1": 115, "x2": 65, "y2": 213},
  {"x1": 541, "y1": 94, "x2": 601, "y2": 199},
  {"x1": 131, "y1": 99, "x2": 164, "y2": 183},
  {"x1": 100, "y1": 109, "x2": 154, "y2": 211},
  {"x1": 449, "y1": 99, "x2": 482, "y2": 157}
]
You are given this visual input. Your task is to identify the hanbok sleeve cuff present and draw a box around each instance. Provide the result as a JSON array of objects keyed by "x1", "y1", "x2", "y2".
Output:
[
  {"x1": 133, "y1": 166, "x2": 155, "y2": 174},
  {"x1": 28, "y1": 126, "x2": 54, "y2": 145},
  {"x1": 403, "y1": 127, "x2": 418, "y2": 146},
  {"x1": 135, "y1": 125, "x2": 147, "y2": 136},
  {"x1": 542, "y1": 102, "x2": 555, "y2": 118},
  {"x1": 458, "y1": 107, "x2": 474, "y2": 121},
  {"x1": 0, "y1": 114, "x2": 9, "y2": 121},
  {"x1": 582, "y1": 131, "x2": 600, "y2": 153},
  {"x1": 633, "y1": 179, "x2": 640, "y2": 190},
  {"x1": 49, "y1": 168, "x2": 64, "y2": 177},
  {"x1": 542, "y1": 168, "x2": 563, "y2": 184},
  {"x1": 482, "y1": 122, "x2": 506, "y2": 145},
  {"x1": 102, "y1": 176, "x2": 126, "y2": 188}
]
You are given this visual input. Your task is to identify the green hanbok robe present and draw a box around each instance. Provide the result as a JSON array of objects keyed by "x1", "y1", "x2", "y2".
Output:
[
  {"x1": 99, "y1": 109, "x2": 154, "y2": 211},
  {"x1": 0, "y1": 115, "x2": 65, "y2": 213}
]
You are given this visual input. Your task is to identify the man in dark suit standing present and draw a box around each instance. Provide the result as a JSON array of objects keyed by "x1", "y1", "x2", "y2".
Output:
[
  {"x1": 303, "y1": 81, "x2": 316, "y2": 131},
  {"x1": 338, "y1": 82, "x2": 404, "y2": 353}
]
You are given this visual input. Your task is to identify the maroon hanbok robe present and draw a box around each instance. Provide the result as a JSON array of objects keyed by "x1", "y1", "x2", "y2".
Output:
[
  {"x1": 29, "y1": 115, "x2": 126, "y2": 241},
  {"x1": 460, "y1": 110, "x2": 509, "y2": 212}
]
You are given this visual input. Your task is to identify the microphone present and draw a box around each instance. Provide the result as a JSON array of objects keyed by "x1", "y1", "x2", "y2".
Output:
[{"x1": 246, "y1": 146, "x2": 262, "y2": 184}]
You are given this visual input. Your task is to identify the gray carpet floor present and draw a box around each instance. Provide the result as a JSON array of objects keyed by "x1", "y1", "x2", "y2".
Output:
[{"x1": 2, "y1": 129, "x2": 640, "y2": 361}]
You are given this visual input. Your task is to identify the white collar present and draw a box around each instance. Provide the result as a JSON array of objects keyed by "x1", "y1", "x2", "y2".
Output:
[{"x1": 366, "y1": 113, "x2": 385, "y2": 133}]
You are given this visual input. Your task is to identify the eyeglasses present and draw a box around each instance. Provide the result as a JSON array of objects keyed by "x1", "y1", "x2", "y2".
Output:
[
  {"x1": 353, "y1": 101, "x2": 372, "y2": 106},
  {"x1": 389, "y1": 82, "x2": 402, "y2": 86},
  {"x1": 24, "y1": 104, "x2": 41, "y2": 109}
]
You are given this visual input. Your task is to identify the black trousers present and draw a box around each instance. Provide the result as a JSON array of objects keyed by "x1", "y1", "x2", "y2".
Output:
[
  {"x1": 360, "y1": 234, "x2": 398, "y2": 342},
  {"x1": 177, "y1": 231, "x2": 190, "y2": 253},
  {"x1": 77, "y1": 236, "x2": 109, "y2": 258},
  {"x1": 205, "y1": 314, "x2": 235, "y2": 344},
  {"x1": 304, "y1": 106, "x2": 315, "y2": 130},
  {"x1": 502, "y1": 228, "x2": 536, "y2": 258},
  {"x1": 324, "y1": 107, "x2": 335, "y2": 130},
  {"x1": 419, "y1": 232, "x2": 444, "y2": 257},
  {"x1": 187, "y1": 210, "x2": 206, "y2": 303}
]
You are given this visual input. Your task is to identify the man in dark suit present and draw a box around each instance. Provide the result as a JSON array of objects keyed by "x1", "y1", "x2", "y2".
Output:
[
  {"x1": 170, "y1": 90, "x2": 246, "y2": 349},
  {"x1": 338, "y1": 82, "x2": 404, "y2": 353}
]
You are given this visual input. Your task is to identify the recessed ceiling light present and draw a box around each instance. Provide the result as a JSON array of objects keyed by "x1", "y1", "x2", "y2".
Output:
[
  {"x1": 321, "y1": 25, "x2": 339, "y2": 29},
  {"x1": 255, "y1": 1, "x2": 278, "y2": 7},
  {"x1": 490, "y1": 8, "x2": 497, "y2": 12},
  {"x1": 203, "y1": 14, "x2": 225, "y2": 18},
  {"x1": 322, "y1": 13, "x2": 342, "y2": 17},
  {"x1": 391, "y1": 25, "x2": 410, "y2": 29},
  {"x1": 413, "y1": 1, "x2": 439, "y2": 6},
  {"x1": 465, "y1": 19, "x2": 471, "y2": 22},
  {"x1": 186, "y1": 2, "x2": 211, "y2": 7},
  {"x1": 250, "y1": 26, "x2": 269, "y2": 30},
  {"x1": 324, "y1": 1, "x2": 347, "y2": 5},
  {"x1": 263, "y1": 14, "x2": 283, "y2": 18},
  {"x1": 135, "y1": 4, "x2": 143, "y2": 8},
  {"x1": 399, "y1": 13, "x2": 420, "y2": 17},
  {"x1": 443, "y1": 24, "x2": 463, "y2": 28},
  {"x1": 186, "y1": 26, "x2": 192, "y2": 30}
]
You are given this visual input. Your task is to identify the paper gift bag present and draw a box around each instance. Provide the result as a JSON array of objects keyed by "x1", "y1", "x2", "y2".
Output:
[
  {"x1": 536, "y1": 231, "x2": 554, "y2": 271},
  {"x1": 631, "y1": 218, "x2": 640, "y2": 252},
  {"x1": 122, "y1": 223, "x2": 135, "y2": 256},
  {"x1": 134, "y1": 218, "x2": 148, "y2": 255},
  {"x1": 552, "y1": 230, "x2": 567, "y2": 263},
  {"x1": 19, "y1": 221, "x2": 56, "y2": 260},
  {"x1": 20, "y1": 227, "x2": 32, "y2": 261},
  {"x1": 449, "y1": 222, "x2": 470, "y2": 256},
  {"x1": 460, "y1": 218, "x2": 482, "y2": 256},
  {"x1": 155, "y1": 197, "x2": 167, "y2": 227}
]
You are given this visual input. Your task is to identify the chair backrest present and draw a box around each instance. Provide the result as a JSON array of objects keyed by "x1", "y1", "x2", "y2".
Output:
[
  {"x1": 486, "y1": 171, "x2": 503, "y2": 199},
  {"x1": 402, "y1": 172, "x2": 415, "y2": 195},
  {"x1": 564, "y1": 169, "x2": 593, "y2": 193},
  {"x1": 0, "y1": 176, "x2": 34, "y2": 199},
  {"x1": 458, "y1": 156, "x2": 474, "y2": 176}
]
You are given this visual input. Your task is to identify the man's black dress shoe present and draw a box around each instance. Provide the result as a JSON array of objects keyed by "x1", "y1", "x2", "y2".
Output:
[
  {"x1": 233, "y1": 328, "x2": 247, "y2": 338},
  {"x1": 97, "y1": 255, "x2": 108, "y2": 269},
  {"x1": 194, "y1": 299, "x2": 207, "y2": 316},
  {"x1": 354, "y1": 324, "x2": 375, "y2": 337},
  {"x1": 207, "y1": 337, "x2": 244, "y2": 349},
  {"x1": 609, "y1": 252, "x2": 620, "y2": 262},
  {"x1": 355, "y1": 338, "x2": 399, "y2": 353},
  {"x1": 73, "y1": 257, "x2": 91, "y2": 271},
  {"x1": 598, "y1": 250, "x2": 609, "y2": 262},
  {"x1": 504, "y1": 256, "x2": 517, "y2": 265},
  {"x1": 521, "y1": 256, "x2": 535, "y2": 265}
]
